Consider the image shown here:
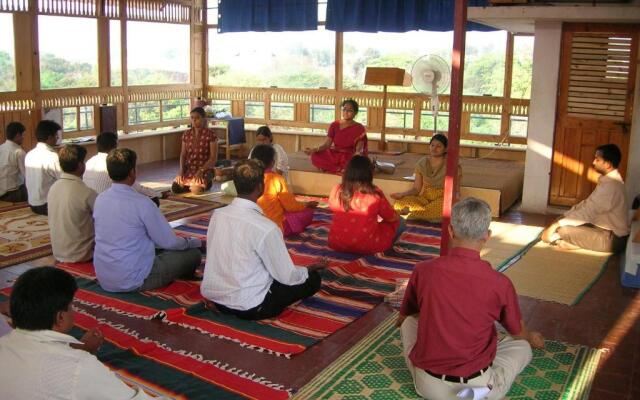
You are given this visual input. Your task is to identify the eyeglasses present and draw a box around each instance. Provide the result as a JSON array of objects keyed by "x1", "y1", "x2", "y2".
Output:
[{"x1": 341, "y1": 108, "x2": 355, "y2": 113}]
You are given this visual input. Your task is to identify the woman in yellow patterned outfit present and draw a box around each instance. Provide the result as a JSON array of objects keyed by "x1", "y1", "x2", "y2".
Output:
[{"x1": 391, "y1": 134, "x2": 458, "y2": 222}]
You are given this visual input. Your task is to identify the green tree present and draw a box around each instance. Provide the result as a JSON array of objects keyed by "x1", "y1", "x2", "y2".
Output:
[
  {"x1": 0, "y1": 50, "x2": 17, "y2": 92},
  {"x1": 40, "y1": 53, "x2": 98, "y2": 89}
]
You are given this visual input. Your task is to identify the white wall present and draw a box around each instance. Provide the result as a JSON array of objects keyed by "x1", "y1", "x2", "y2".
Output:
[
  {"x1": 520, "y1": 21, "x2": 563, "y2": 213},
  {"x1": 626, "y1": 62, "x2": 640, "y2": 203}
]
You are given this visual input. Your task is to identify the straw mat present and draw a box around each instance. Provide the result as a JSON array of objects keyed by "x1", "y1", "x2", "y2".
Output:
[
  {"x1": 295, "y1": 313, "x2": 601, "y2": 400},
  {"x1": 505, "y1": 241, "x2": 610, "y2": 305},
  {"x1": 482, "y1": 222, "x2": 543, "y2": 271}
]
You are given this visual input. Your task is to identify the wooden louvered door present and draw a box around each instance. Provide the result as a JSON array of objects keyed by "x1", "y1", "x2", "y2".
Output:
[{"x1": 549, "y1": 23, "x2": 638, "y2": 207}]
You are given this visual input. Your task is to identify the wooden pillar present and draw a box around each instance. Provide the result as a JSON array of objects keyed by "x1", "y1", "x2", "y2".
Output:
[
  {"x1": 200, "y1": 0, "x2": 209, "y2": 98},
  {"x1": 119, "y1": 0, "x2": 129, "y2": 133},
  {"x1": 501, "y1": 32, "x2": 514, "y2": 144},
  {"x1": 334, "y1": 31, "x2": 343, "y2": 120},
  {"x1": 440, "y1": 0, "x2": 467, "y2": 255}
]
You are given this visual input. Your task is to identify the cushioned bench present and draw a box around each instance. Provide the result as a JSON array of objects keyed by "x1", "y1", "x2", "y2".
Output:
[
  {"x1": 621, "y1": 219, "x2": 640, "y2": 288},
  {"x1": 287, "y1": 152, "x2": 525, "y2": 217}
]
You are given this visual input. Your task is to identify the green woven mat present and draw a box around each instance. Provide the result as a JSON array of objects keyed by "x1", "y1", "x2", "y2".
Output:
[{"x1": 295, "y1": 314, "x2": 601, "y2": 400}]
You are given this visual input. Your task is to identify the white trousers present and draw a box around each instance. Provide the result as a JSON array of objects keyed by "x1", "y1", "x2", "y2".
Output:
[{"x1": 400, "y1": 316, "x2": 532, "y2": 400}]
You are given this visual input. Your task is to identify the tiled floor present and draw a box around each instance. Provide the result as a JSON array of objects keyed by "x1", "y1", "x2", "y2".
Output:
[{"x1": 0, "y1": 159, "x2": 638, "y2": 399}]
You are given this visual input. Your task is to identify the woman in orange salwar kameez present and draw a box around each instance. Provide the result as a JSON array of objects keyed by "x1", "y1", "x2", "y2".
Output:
[{"x1": 305, "y1": 99, "x2": 367, "y2": 173}]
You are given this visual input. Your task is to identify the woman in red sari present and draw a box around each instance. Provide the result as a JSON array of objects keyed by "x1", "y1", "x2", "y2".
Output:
[
  {"x1": 328, "y1": 155, "x2": 404, "y2": 255},
  {"x1": 305, "y1": 99, "x2": 367, "y2": 173},
  {"x1": 172, "y1": 107, "x2": 218, "y2": 194}
]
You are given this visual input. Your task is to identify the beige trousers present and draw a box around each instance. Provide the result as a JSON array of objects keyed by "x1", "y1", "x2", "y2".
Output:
[{"x1": 400, "y1": 316, "x2": 532, "y2": 400}]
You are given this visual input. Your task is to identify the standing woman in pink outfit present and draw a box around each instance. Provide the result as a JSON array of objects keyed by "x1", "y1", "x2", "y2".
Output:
[{"x1": 305, "y1": 99, "x2": 367, "y2": 173}]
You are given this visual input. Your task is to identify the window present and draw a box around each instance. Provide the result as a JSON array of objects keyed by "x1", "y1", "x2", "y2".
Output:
[
  {"x1": 356, "y1": 107, "x2": 367, "y2": 127},
  {"x1": 270, "y1": 102, "x2": 294, "y2": 120},
  {"x1": 318, "y1": 0, "x2": 327, "y2": 23},
  {"x1": 344, "y1": 30, "x2": 508, "y2": 97},
  {"x1": 127, "y1": 21, "x2": 189, "y2": 85},
  {"x1": 463, "y1": 31, "x2": 507, "y2": 97},
  {"x1": 63, "y1": 106, "x2": 94, "y2": 132},
  {"x1": 245, "y1": 101, "x2": 264, "y2": 119},
  {"x1": 209, "y1": 28, "x2": 335, "y2": 88},
  {"x1": 212, "y1": 100, "x2": 231, "y2": 113},
  {"x1": 63, "y1": 108, "x2": 77, "y2": 132},
  {"x1": 206, "y1": 1, "x2": 219, "y2": 25},
  {"x1": 79, "y1": 106, "x2": 94, "y2": 130},
  {"x1": 128, "y1": 101, "x2": 160, "y2": 125},
  {"x1": 420, "y1": 111, "x2": 449, "y2": 132},
  {"x1": 511, "y1": 35, "x2": 533, "y2": 99},
  {"x1": 162, "y1": 99, "x2": 190, "y2": 121},
  {"x1": 39, "y1": 16, "x2": 98, "y2": 89},
  {"x1": 0, "y1": 13, "x2": 16, "y2": 92},
  {"x1": 343, "y1": 31, "x2": 452, "y2": 92},
  {"x1": 310, "y1": 104, "x2": 334, "y2": 124},
  {"x1": 510, "y1": 116, "x2": 528, "y2": 137},
  {"x1": 469, "y1": 114, "x2": 501, "y2": 135},
  {"x1": 386, "y1": 109, "x2": 413, "y2": 129},
  {"x1": 110, "y1": 20, "x2": 121, "y2": 87}
]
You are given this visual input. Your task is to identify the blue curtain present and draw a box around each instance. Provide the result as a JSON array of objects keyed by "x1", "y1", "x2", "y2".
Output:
[
  {"x1": 218, "y1": 0, "x2": 318, "y2": 33},
  {"x1": 326, "y1": 0, "x2": 494, "y2": 33}
]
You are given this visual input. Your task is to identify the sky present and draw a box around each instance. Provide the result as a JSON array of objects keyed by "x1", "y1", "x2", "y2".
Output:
[
  {"x1": 0, "y1": 13, "x2": 189, "y2": 72},
  {"x1": 209, "y1": 29, "x2": 508, "y2": 70},
  {"x1": 1, "y1": 11, "x2": 509, "y2": 73}
]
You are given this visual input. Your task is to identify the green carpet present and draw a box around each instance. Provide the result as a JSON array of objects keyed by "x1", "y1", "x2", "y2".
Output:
[{"x1": 295, "y1": 314, "x2": 601, "y2": 400}]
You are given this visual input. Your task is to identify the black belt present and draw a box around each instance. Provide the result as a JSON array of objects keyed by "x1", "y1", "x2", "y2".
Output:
[{"x1": 424, "y1": 364, "x2": 491, "y2": 384}]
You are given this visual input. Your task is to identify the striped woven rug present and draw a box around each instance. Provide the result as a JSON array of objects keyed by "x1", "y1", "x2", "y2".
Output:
[
  {"x1": 57, "y1": 208, "x2": 442, "y2": 357},
  {"x1": 0, "y1": 290, "x2": 293, "y2": 400}
]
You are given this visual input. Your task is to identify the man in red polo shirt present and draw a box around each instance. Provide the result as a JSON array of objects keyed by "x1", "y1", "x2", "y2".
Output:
[{"x1": 398, "y1": 197, "x2": 544, "y2": 399}]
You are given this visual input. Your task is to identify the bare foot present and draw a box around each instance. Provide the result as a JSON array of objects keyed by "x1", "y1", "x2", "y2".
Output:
[
  {"x1": 204, "y1": 300, "x2": 221, "y2": 314},
  {"x1": 0, "y1": 301, "x2": 9, "y2": 316}
]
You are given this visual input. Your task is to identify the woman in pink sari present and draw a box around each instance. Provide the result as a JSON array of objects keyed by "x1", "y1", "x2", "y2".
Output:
[{"x1": 305, "y1": 99, "x2": 367, "y2": 173}]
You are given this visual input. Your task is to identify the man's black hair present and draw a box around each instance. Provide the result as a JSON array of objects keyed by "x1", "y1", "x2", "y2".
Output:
[
  {"x1": 250, "y1": 144, "x2": 276, "y2": 169},
  {"x1": 5, "y1": 122, "x2": 26, "y2": 141},
  {"x1": 35, "y1": 120, "x2": 61, "y2": 142},
  {"x1": 10, "y1": 267, "x2": 77, "y2": 330},
  {"x1": 596, "y1": 144, "x2": 622, "y2": 169},
  {"x1": 97, "y1": 131, "x2": 118, "y2": 153}
]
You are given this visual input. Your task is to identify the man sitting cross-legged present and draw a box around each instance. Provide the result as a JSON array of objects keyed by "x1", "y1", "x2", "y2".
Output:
[
  {"x1": 398, "y1": 197, "x2": 544, "y2": 400},
  {"x1": 0, "y1": 266, "x2": 153, "y2": 399},
  {"x1": 0, "y1": 122, "x2": 27, "y2": 202},
  {"x1": 542, "y1": 143, "x2": 629, "y2": 253},
  {"x1": 201, "y1": 159, "x2": 327, "y2": 320},
  {"x1": 48, "y1": 145, "x2": 98, "y2": 263},
  {"x1": 25, "y1": 120, "x2": 62, "y2": 215},
  {"x1": 94, "y1": 148, "x2": 202, "y2": 292},
  {"x1": 83, "y1": 131, "x2": 162, "y2": 205}
]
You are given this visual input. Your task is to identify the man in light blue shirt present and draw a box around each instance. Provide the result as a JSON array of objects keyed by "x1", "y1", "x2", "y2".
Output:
[{"x1": 93, "y1": 148, "x2": 202, "y2": 292}]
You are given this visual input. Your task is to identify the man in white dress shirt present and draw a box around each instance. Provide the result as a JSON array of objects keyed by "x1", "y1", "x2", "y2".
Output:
[
  {"x1": 84, "y1": 131, "x2": 161, "y2": 205},
  {"x1": 0, "y1": 122, "x2": 27, "y2": 202},
  {"x1": 542, "y1": 144, "x2": 629, "y2": 253},
  {"x1": 0, "y1": 266, "x2": 152, "y2": 399},
  {"x1": 25, "y1": 119, "x2": 62, "y2": 215},
  {"x1": 201, "y1": 159, "x2": 327, "y2": 320}
]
